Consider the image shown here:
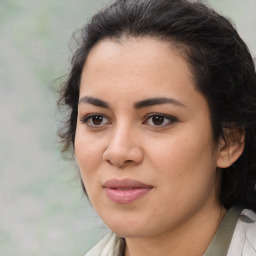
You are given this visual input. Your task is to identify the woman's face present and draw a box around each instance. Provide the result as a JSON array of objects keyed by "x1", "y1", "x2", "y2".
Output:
[{"x1": 75, "y1": 38, "x2": 223, "y2": 238}]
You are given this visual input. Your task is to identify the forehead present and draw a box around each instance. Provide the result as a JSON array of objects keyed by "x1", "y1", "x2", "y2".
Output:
[
  {"x1": 81, "y1": 37, "x2": 196, "y2": 96},
  {"x1": 84, "y1": 37, "x2": 190, "y2": 72},
  {"x1": 80, "y1": 38, "x2": 211, "y2": 116}
]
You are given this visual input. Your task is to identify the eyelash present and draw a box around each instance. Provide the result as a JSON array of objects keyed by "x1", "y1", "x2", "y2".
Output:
[
  {"x1": 80, "y1": 114, "x2": 111, "y2": 128},
  {"x1": 143, "y1": 113, "x2": 177, "y2": 127},
  {"x1": 80, "y1": 113, "x2": 177, "y2": 128}
]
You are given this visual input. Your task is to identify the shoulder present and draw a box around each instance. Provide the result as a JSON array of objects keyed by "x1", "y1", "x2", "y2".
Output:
[
  {"x1": 227, "y1": 209, "x2": 256, "y2": 256},
  {"x1": 85, "y1": 232, "x2": 124, "y2": 256}
]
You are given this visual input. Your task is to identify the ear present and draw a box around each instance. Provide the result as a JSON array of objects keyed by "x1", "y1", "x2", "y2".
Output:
[{"x1": 217, "y1": 127, "x2": 245, "y2": 168}]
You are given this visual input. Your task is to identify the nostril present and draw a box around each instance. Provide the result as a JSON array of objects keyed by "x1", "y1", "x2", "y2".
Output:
[
  {"x1": 103, "y1": 144, "x2": 144, "y2": 167},
  {"x1": 106, "y1": 159, "x2": 114, "y2": 165},
  {"x1": 105, "y1": 159, "x2": 133, "y2": 167}
]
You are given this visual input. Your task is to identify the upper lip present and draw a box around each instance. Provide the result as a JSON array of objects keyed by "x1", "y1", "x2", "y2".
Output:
[{"x1": 103, "y1": 178, "x2": 153, "y2": 189}]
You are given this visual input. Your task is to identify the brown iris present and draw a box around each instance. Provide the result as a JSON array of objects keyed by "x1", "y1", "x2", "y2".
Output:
[
  {"x1": 152, "y1": 115, "x2": 164, "y2": 125},
  {"x1": 92, "y1": 115, "x2": 104, "y2": 125}
]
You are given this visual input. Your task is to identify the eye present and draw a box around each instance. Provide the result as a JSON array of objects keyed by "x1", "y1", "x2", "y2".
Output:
[
  {"x1": 81, "y1": 114, "x2": 111, "y2": 127},
  {"x1": 143, "y1": 113, "x2": 177, "y2": 127}
]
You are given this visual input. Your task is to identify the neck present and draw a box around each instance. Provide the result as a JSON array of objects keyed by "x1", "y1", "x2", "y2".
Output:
[{"x1": 124, "y1": 203, "x2": 226, "y2": 256}]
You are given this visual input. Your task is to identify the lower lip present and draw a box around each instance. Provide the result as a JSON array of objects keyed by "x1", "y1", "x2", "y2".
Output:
[{"x1": 104, "y1": 187, "x2": 152, "y2": 204}]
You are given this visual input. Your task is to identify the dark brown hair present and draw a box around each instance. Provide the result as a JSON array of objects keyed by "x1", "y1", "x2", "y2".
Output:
[{"x1": 58, "y1": 0, "x2": 256, "y2": 210}]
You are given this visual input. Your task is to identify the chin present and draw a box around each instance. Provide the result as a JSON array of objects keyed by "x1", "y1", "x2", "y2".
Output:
[
  {"x1": 103, "y1": 218, "x2": 146, "y2": 238},
  {"x1": 112, "y1": 228, "x2": 146, "y2": 239},
  {"x1": 106, "y1": 219, "x2": 159, "y2": 239}
]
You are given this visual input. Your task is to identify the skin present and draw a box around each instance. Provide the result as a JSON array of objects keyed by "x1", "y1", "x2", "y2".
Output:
[{"x1": 75, "y1": 37, "x2": 232, "y2": 256}]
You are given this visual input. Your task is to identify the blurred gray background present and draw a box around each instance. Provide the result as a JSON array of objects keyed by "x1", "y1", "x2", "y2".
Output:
[{"x1": 0, "y1": 0, "x2": 255, "y2": 255}]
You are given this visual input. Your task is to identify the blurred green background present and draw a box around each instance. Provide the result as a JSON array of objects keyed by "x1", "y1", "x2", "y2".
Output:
[{"x1": 0, "y1": 0, "x2": 255, "y2": 255}]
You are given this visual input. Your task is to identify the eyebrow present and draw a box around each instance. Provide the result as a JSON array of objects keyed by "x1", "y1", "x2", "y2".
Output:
[
  {"x1": 78, "y1": 96, "x2": 185, "y2": 109},
  {"x1": 134, "y1": 97, "x2": 185, "y2": 109},
  {"x1": 79, "y1": 96, "x2": 110, "y2": 108}
]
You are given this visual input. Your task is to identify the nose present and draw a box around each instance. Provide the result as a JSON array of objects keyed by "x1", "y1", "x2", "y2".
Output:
[{"x1": 103, "y1": 126, "x2": 144, "y2": 168}]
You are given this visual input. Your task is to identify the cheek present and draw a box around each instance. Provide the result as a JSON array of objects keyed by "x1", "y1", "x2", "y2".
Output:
[
  {"x1": 75, "y1": 134, "x2": 105, "y2": 202},
  {"x1": 148, "y1": 125, "x2": 217, "y2": 189},
  {"x1": 75, "y1": 125, "x2": 104, "y2": 161},
  {"x1": 74, "y1": 128, "x2": 104, "y2": 184},
  {"x1": 148, "y1": 133, "x2": 210, "y2": 170},
  {"x1": 146, "y1": 136, "x2": 218, "y2": 224}
]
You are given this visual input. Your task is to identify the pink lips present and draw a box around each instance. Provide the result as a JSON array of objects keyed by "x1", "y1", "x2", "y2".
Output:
[{"x1": 103, "y1": 178, "x2": 153, "y2": 204}]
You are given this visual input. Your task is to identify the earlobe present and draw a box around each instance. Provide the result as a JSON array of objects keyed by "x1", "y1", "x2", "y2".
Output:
[{"x1": 217, "y1": 128, "x2": 245, "y2": 168}]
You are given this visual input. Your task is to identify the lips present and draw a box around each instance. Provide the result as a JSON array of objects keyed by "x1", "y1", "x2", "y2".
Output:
[{"x1": 103, "y1": 178, "x2": 153, "y2": 204}]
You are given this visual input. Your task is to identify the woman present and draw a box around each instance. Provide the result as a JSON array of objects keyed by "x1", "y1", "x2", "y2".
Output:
[{"x1": 58, "y1": 0, "x2": 256, "y2": 255}]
